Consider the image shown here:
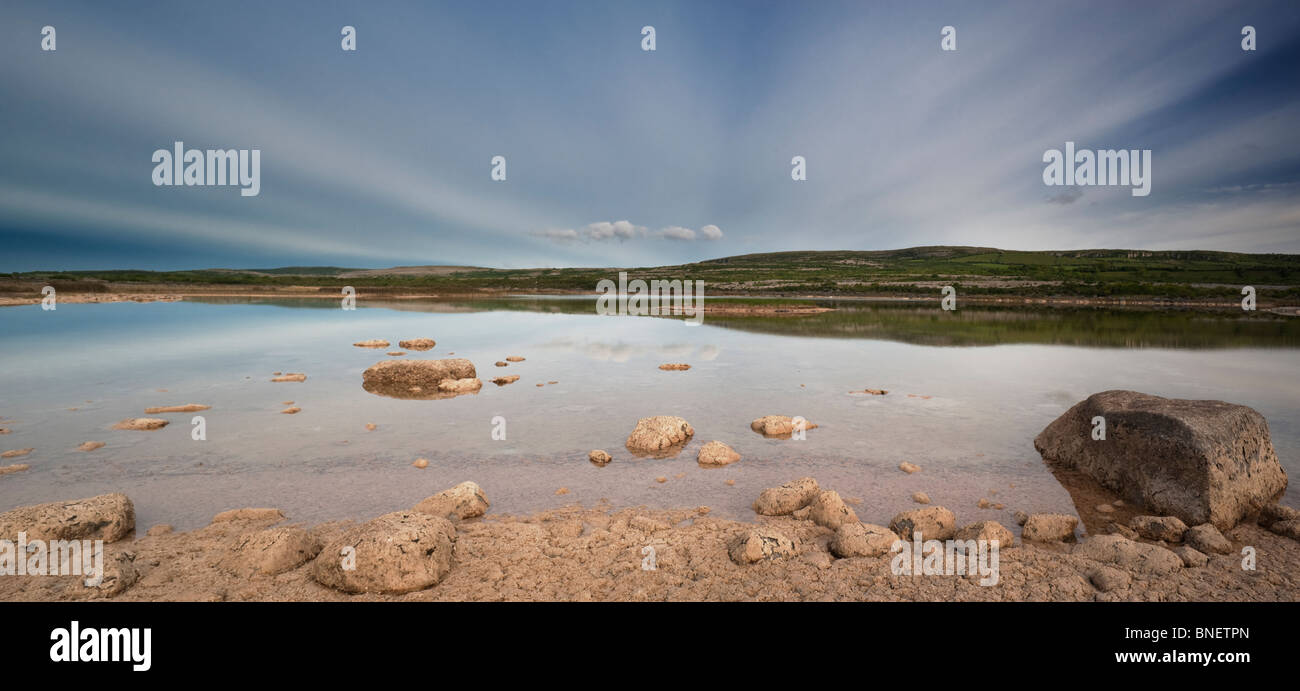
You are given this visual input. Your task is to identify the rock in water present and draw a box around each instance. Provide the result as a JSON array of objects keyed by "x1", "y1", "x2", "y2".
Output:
[
  {"x1": 625, "y1": 416, "x2": 694, "y2": 453},
  {"x1": 362, "y1": 359, "x2": 479, "y2": 399},
  {"x1": 413, "y1": 481, "x2": 489, "y2": 520},
  {"x1": 1034, "y1": 390, "x2": 1286, "y2": 530},
  {"x1": 0, "y1": 493, "x2": 135, "y2": 542},
  {"x1": 312, "y1": 511, "x2": 455, "y2": 594},
  {"x1": 750, "y1": 415, "x2": 818, "y2": 437},
  {"x1": 398, "y1": 338, "x2": 436, "y2": 351},
  {"x1": 112, "y1": 418, "x2": 168, "y2": 431},
  {"x1": 588, "y1": 449, "x2": 612, "y2": 465},
  {"x1": 696, "y1": 440, "x2": 740, "y2": 466},
  {"x1": 752, "y1": 477, "x2": 820, "y2": 515}
]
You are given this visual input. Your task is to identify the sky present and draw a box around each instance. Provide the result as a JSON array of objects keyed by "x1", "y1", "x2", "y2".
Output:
[{"x1": 1, "y1": 0, "x2": 1298, "y2": 271}]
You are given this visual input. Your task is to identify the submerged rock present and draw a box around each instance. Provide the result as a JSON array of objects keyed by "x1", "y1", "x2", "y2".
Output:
[
  {"x1": 658, "y1": 363, "x2": 691, "y2": 371},
  {"x1": 588, "y1": 449, "x2": 612, "y2": 465},
  {"x1": 1034, "y1": 390, "x2": 1287, "y2": 530},
  {"x1": 750, "y1": 415, "x2": 818, "y2": 437},
  {"x1": 271, "y1": 373, "x2": 306, "y2": 382},
  {"x1": 0, "y1": 493, "x2": 134, "y2": 542},
  {"x1": 492, "y1": 375, "x2": 520, "y2": 385},
  {"x1": 76, "y1": 441, "x2": 105, "y2": 452},
  {"x1": 312, "y1": 511, "x2": 455, "y2": 594},
  {"x1": 0, "y1": 463, "x2": 30, "y2": 475},
  {"x1": 1, "y1": 448, "x2": 32, "y2": 458},
  {"x1": 144, "y1": 404, "x2": 210, "y2": 414},
  {"x1": 899, "y1": 462, "x2": 921, "y2": 474},
  {"x1": 753, "y1": 477, "x2": 820, "y2": 516},
  {"x1": 112, "y1": 418, "x2": 168, "y2": 431},
  {"x1": 625, "y1": 416, "x2": 694, "y2": 453},
  {"x1": 353, "y1": 339, "x2": 391, "y2": 348}
]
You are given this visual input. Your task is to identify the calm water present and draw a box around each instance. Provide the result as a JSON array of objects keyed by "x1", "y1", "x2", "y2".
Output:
[{"x1": 0, "y1": 297, "x2": 1297, "y2": 531}]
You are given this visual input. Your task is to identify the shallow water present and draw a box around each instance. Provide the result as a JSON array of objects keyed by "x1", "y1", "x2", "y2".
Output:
[{"x1": 0, "y1": 297, "x2": 1296, "y2": 531}]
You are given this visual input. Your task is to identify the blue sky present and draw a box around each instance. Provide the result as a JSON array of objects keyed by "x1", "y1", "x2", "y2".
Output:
[{"x1": 1, "y1": 0, "x2": 1298, "y2": 271}]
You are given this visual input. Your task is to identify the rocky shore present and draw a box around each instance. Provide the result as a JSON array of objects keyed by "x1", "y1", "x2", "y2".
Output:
[{"x1": 2, "y1": 390, "x2": 1295, "y2": 602}]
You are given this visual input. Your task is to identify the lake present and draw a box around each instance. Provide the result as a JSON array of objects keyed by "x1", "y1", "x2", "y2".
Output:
[{"x1": 1, "y1": 296, "x2": 1296, "y2": 531}]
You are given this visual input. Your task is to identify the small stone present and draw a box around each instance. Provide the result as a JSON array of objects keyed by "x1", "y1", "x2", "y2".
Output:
[
  {"x1": 655, "y1": 476, "x2": 667, "y2": 483},
  {"x1": 412, "y1": 458, "x2": 429, "y2": 469},
  {"x1": 1095, "y1": 504, "x2": 1114, "y2": 513},
  {"x1": 1129, "y1": 515, "x2": 1188, "y2": 543},
  {"x1": 1270, "y1": 519, "x2": 1300, "y2": 540},
  {"x1": 281, "y1": 406, "x2": 301, "y2": 414},
  {"x1": 889, "y1": 506, "x2": 957, "y2": 541},
  {"x1": 76, "y1": 441, "x2": 105, "y2": 452},
  {"x1": 1173, "y1": 545, "x2": 1209, "y2": 567},
  {"x1": 977, "y1": 498, "x2": 991, "y2": 509},
  {"x1": 353, "y1": 339, "x2": 391, "y2": 348},
  {"x1": 146, "y1": 524, "x2": 173, "y2": 536},
  {"x1": 365, "y1": 423, "x2": 377, "y2": 431},
  {"x1": 588, "y1": 449, "x2": 612, "y2": 465},
  {"x1": 112, "y1": 418, "x2": 168, "y2": 431},
  {"x1": 1184, "y1": 523, "x2": 1232, "y2": 555},
  {"x1": 911, "y1": 492, "x2": 931, "y2": 505},
  {"x1": 555, "y1": 487, "x2": 569, "y2": 496},
  {"x1": 398, "y1": 338, "x2": 436, "y2": 351},
  {"x1": 899, "y1": 462, "x2": 921, "y2": 474},
  {"x1": 658, "y1": 363, "x2": 691, "y2": 371},
  {"x1": 697, "y1": 440, "x2": 741, "y2": 466}
]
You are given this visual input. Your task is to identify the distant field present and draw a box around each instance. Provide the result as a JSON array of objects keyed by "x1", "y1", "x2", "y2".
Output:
[{"x1": 4, "y1": 246, "x2": 1300, "y2": 302}]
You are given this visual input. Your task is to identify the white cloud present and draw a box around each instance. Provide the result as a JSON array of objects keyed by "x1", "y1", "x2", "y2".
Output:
[
  {"x1": 699, "y1": 224, "x2": 723, "y2": 240},
  {"x1": 660, "y1": 226, "x2": 697, "y2": 241}
]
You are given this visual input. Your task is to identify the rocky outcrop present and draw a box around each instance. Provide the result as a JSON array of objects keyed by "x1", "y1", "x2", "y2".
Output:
[
  {"x1": 889, "y1": 507, "x2": 956, "y2": 541},
  {"x1": 625, "y1": 416, "x2": 694, "y2": 453},
  {"x1": 0, "y1": 493, "x2": 134, "y2": 542},
  {"x1": 1034, "y1": 390, "x2": 1287, "y2": 530},
  {"x1": 414, "y1": 481, "x2": 489, "y2": 520},
  {"x1": 696, "y1": 440, "x2": 740, "y2": 466},
  {"x1": 312, "y1": 511, "x2": 455, "y2": 594},
  {"x1": 753, "y1": 477, "x2": 820, "y2": 516}
]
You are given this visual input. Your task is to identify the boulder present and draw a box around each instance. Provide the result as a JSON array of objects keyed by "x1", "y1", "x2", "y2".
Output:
[
  {"x1": 1184, "y1": 523, "x2": 1232, "y2": 555},
  {"x1": 1034, "y1": 390, "x2": 1287, "y2": 530},
  {"x1": 955, "y1": 520, "x2": 1015, "y2": 547},
  {"x1": 889, "y1": 506, "x2": 956, "y2": 541},
  {"x1": 1073, "y1": 534, "x2": 1183, "y2": 575},
  {"x1": 1129, "y1": 515, "x2": 1188, "y2": 543},
  {"x1": 829, "y1": 523, "x2": 897, "y2": 558},
  {"x1": 1022, "y1": 514, "x2": 1077, "y2": 542},
  {"x1": 312, "y1": 511, "x2": 455, "y2": 594},
  {"x1": 222, "y1": 526, "x2": 322, "y2": 576},
  {"x1": 808, "y1": 490, "x2": 857, "y2": 530},
  {"x1": 728, "y1": 529, "x2": 796, "y2": 564},
  {"x1": 413, "y1": 481, "x2": 489, "y2": 520},
  {"x1": 752, "y1": 477, "x2": 820, "y2": 516},
  {"x1": 0, "y1": 493, "x2": 134, "y2": 542},
  {"x1": 696, "y1": 441, "x2": 740, "y2": 466},
  {"x1": 750, "y1": 415, "x2": 817, "y2": 437},
  {"x1": 625, "y1": 416, "x2": 694, "y2": 453}
]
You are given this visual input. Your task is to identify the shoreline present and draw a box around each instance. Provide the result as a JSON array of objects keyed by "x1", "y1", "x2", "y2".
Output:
[
  {"x1": 3, "y1": 492, "x2": 1297, "y2": 602},
  {"x1": 0, "y1": 288, "x2": 1295, "y2": 313}
]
